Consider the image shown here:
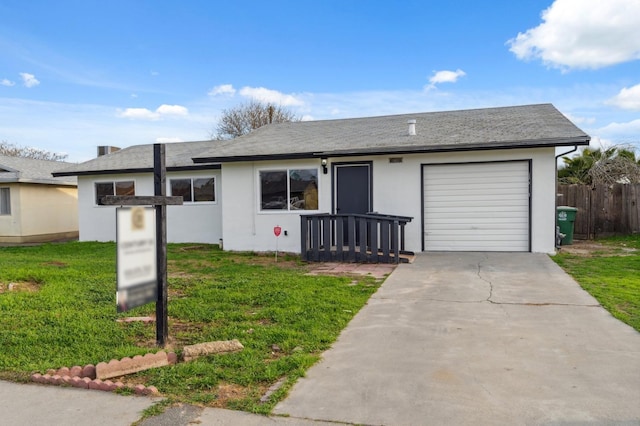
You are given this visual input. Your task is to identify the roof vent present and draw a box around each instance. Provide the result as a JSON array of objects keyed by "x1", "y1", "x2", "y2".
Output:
[{"x1": 407, "y1": 119, "x2": 416, "y2": 136}]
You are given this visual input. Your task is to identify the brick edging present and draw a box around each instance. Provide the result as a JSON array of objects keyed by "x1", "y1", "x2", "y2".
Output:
[{"x1": 30, "y1": 351, "x2": 177, "y2": 396}]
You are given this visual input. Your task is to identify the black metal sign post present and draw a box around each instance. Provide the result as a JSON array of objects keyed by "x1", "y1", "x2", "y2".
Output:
[
  {"x1": 153, "y1": 144, "x2": 169, "y2": 347},
  {"x1": 103, "y1": 143, "x2": 182, "y2": 347}
]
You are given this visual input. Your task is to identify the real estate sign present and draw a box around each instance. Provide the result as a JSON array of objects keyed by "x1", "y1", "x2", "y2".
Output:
[{"x1": 116, "y1": 207, "x2": 157, "y2": 312}]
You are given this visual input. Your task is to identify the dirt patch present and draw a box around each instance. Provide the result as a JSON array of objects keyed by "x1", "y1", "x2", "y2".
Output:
[
  {"x1": 42, "y1": 261, "x2": 68, "y2": 268},
  {"x1": 558, "y1": 240, "x2": 638, "y2": 257},
  {"x1": 169, "y1": 271, "x2": 199, "y2": 280},
  {"x1": 245, "y1": 256, "x2": 303, "y2": 270},
  {"x1": 0, "y1": 281, "x2": 40, "y2": 293},
  {"x1": 213, "y1": 382, "x2": 255, "y2": 407},
  {"x1": 178, "y1": 245, "x2": 211, "y2": 252}
]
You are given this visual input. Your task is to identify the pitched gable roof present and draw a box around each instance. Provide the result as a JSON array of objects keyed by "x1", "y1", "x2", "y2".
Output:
[
  {"x1": 192, "y1": 103, "x2": 590, "y2": 163},
  {"x1": 52, "y1": 103, "x2": 590, "y2": 177},
  {"x1": 0, "y1": 155, "x2": 77, "y2": 186},
  {"x1": 53, "y1": 140, "x2": 220, "y2": 177}
]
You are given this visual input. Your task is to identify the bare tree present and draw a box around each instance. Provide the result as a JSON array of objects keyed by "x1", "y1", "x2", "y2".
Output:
[
  {"x1": 212, "y1": 100, "x2": 300, "y2": 140},
  {"x1": 0, "y1": 140, "x2": 68, "y2": 161},
  {"x1": 558, "y1": 144, "x2": 640, "y2": 185}
]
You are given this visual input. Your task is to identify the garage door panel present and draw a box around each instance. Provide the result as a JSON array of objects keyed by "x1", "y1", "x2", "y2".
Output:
[
  {"x1": 425, "y1": 172, "x2": 529, "y2": 181},
  {"x1": 424, "y1": 209, "x2": 529, "y2": 218},
  {"x1": 423, "y1": 161, "x2": 530, "y2": 252},
  {"x1": 427, "y1": 235, "x2": 529, "y2": 244},
  {"x1": 425, "y1": 173, "x2": 529, "y2": 185},
  {"x1": 425, "y1": 185, "x2": 530, "y2": 194},
  {"x1": 425, "y1": 217, "x2": 529, "y2": 224},
  {"x1": 427, "y1": 162, "x2": 525, "y2": 174},
  {"x1": 426, "y1": 223, "x2": 529, "y2": 231},
  {"x1": 424, "y1": 241, "x2": 529, "y2": 252},
  {"x1": 425, "y1": 204, "x2": 527, "y2": 212},
  {"x1": 425, "y1": 199, "x2": 529, "y2": 209},
  {"x1": 425, "y1": 228, "x2": 529, "y2": 236}
]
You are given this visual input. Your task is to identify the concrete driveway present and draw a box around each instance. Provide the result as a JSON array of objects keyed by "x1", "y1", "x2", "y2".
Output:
[{"x1": 274, "y1": 252, "x2": 640, "y2": 425}]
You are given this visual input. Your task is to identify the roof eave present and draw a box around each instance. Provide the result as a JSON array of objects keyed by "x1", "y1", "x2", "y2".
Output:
[
  {"x1": 52, "y1": 163, "x2": 221, "y2": 178},
  {"x1": 192, "y1": 152, "x2": 317, "y2": 164},
  {"x1": 192, "y1": 136, "x2": 591, "y2": 164},
  {"x1": 0, "y1": 178, "x2": 76, "y2": 186}
]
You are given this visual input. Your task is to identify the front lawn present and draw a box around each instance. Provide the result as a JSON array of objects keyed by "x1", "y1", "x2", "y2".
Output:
[
  {"x1": 552, "y1": 235, "x2": 640, "y2": 332},
  {"x1": 0, "y1": 242, "x2": 381, "y2": 413}
]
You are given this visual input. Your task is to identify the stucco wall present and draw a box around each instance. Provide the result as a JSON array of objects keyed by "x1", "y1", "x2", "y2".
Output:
[
  {"x1": 221, "y1": 147, "x2": 558, "y2": 254},
  {"x1": 221, "y1": 159, "x2": 330, "y2": 253},
  {"x1": 0, "y1": 183, "x2": 79, "y2": 243},
  {"x1": 0, "y1": 183, "x2": 21, "y2": 238},
  {"x1": 78, "y1": 169, "x2": 222, "y2": 243}
]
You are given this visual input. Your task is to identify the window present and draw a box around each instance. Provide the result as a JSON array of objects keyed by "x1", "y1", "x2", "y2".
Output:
[
  {"x1": 169, "y1": 177, "x2": 215, "y2": 203},
  {"x1": 259, "y1": 169, "x2": 318, "y2": 211},
  {"x1": 95, "y1": 180, "x2": 135, "y2": 205},
  {"x1": 0, "y1": 187, "x2": 10, "y2": 215}
]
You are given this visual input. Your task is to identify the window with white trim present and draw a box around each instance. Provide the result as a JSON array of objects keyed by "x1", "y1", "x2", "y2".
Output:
[
  {"x1": 259, "y1": 169, "x2": 318, "y2": 211},
  {"x1": 0, "y1": 187, "x2": 10, "y2": 215},
  {"x1": 169, "y1": 177, "x2": 216, "y2": 203},
  {"x1": 95, "y1": 180, "x2": 135, "y2": 205}
]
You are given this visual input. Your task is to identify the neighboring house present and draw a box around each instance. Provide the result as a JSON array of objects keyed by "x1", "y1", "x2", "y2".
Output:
[
  {"x1": 53, "y1": 104, "x2": 590, "y2": 254},
  {"x1": 0, "y1": 155, "x2": 78, "y2": 243}
]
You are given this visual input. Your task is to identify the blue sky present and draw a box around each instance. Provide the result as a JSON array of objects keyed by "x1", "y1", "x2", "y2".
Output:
[{"x1": 1, "y1": 0, "x2": 639, "y2": 162}]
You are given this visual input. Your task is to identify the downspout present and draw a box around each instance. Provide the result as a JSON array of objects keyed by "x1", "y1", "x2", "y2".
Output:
[{"x1": 554, "y1": 146, "x2": 579, "y2": 248}]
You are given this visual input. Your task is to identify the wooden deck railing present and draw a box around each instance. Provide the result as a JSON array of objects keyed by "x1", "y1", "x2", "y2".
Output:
[{"x1": 300, "y1": 213, "x2": 413, "y2": 263}]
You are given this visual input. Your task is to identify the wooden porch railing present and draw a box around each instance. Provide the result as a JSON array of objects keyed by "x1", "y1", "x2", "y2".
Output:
[{"x1": 300, "y1": 213, "x2": 413, "y2": 264}]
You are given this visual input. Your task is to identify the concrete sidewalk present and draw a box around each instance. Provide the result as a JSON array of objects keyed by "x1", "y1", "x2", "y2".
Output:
[
  {"x1": 0, "y1": 380, "x2": 330, "y2": 425},
  {"x1": 0, "y1": 380, "x2": 157, "y2": 426},
  {"x1": 274, "y1": 252, "x2": 640, "y2": 425}
]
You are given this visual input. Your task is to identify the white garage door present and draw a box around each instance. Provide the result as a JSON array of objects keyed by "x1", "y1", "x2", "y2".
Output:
[{"x1": 423, "y1": 161, "x2": 530, "y2": 251}]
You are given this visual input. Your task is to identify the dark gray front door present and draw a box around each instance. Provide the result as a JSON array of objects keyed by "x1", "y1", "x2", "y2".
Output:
[
  {"x1": 335, "y1": 163, "x2": 372, "y2": 214},
  {"x1": 334, "y1": 163, "x2": 372, "y2": 246}
]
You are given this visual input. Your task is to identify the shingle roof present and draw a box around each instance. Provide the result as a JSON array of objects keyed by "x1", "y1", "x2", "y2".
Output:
[
  {"x1": 0, "y1": 155, "x2": 77, "y2": 185},
  {"x1": 52, "y1": 140, "x2": 220, "y2": 177},
  {"x1": 193, "y1": 103, "x2": 589, "y2": 163},
  {"x1": 53, "y1": 104, "x2": 590, "y2": 177}
]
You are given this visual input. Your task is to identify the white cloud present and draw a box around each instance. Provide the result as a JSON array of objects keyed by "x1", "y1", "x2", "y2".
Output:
[
  {"x1": 117, "y1": 107, "x2": 158, "y2": 120},
  {"x1": 20, "y1": 72, "x2": 40, "y2": 88},
  {"x1": 424, "y1": 69, "x2": 466, "y2": 90},
  {"x1": 607, "y1": 84, "x2": 640, "y2": 110},
  {"x1": 156, "y1": 104, "x2": 188, "y2": 116},
  {"x1": 208, "y1": 84, "x2": 236, "y2": 96},
  {"x1": 117, "y1": 104, "x2": 189, "y2": 120},
  {"x1": 597, "y1": 117, "x2": 640, "y2": 136},
  {"x1": 508, "y1": 0, "x2": 640, "y2": 70},
  {"x1": 238, "y1": 86, "x2": 305, "y2": 106},
  {"x1": 1, "y1": 79, "x2": 15, "y2": 87}
]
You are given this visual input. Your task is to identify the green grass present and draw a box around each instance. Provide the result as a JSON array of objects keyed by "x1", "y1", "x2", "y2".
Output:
[
  {"x1": 0, "y1": 242, "x2": 381, "y2": 414},
  {"x1": 552, "y1": 235, "x2": 640, "y2": 332}
]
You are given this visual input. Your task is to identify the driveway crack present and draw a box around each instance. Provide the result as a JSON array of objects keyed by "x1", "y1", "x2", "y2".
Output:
[{"x1": 476, "y1": 254, "x2": 494, "y2": 303}]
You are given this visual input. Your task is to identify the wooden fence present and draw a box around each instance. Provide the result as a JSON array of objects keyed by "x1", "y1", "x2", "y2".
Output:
[{"x1": 557, "y1": 184, "x2": 640, "y2": 239}]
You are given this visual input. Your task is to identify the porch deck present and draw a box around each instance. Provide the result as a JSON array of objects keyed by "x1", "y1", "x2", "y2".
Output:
[{"x1": 301, "y1": 213, "x2": 414, "y2": 264}]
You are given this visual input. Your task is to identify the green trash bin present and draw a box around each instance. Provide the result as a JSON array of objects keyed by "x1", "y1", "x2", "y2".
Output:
[{"x1": 557, "y1": 206, "x2": 578, "y2": 245}]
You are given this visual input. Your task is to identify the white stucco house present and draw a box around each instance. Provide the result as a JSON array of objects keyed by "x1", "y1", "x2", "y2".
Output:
[
  {"x1": 0, "y1": 155, "x2": 78, "y2": 243},
  {"x1": 53, "y1": 104, "x2": 589, "y2": 255}
]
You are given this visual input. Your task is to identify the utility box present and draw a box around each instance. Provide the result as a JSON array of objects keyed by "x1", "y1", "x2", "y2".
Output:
[{"x1": 557, "y1": 206, "x2": 578, "y2": 245}]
